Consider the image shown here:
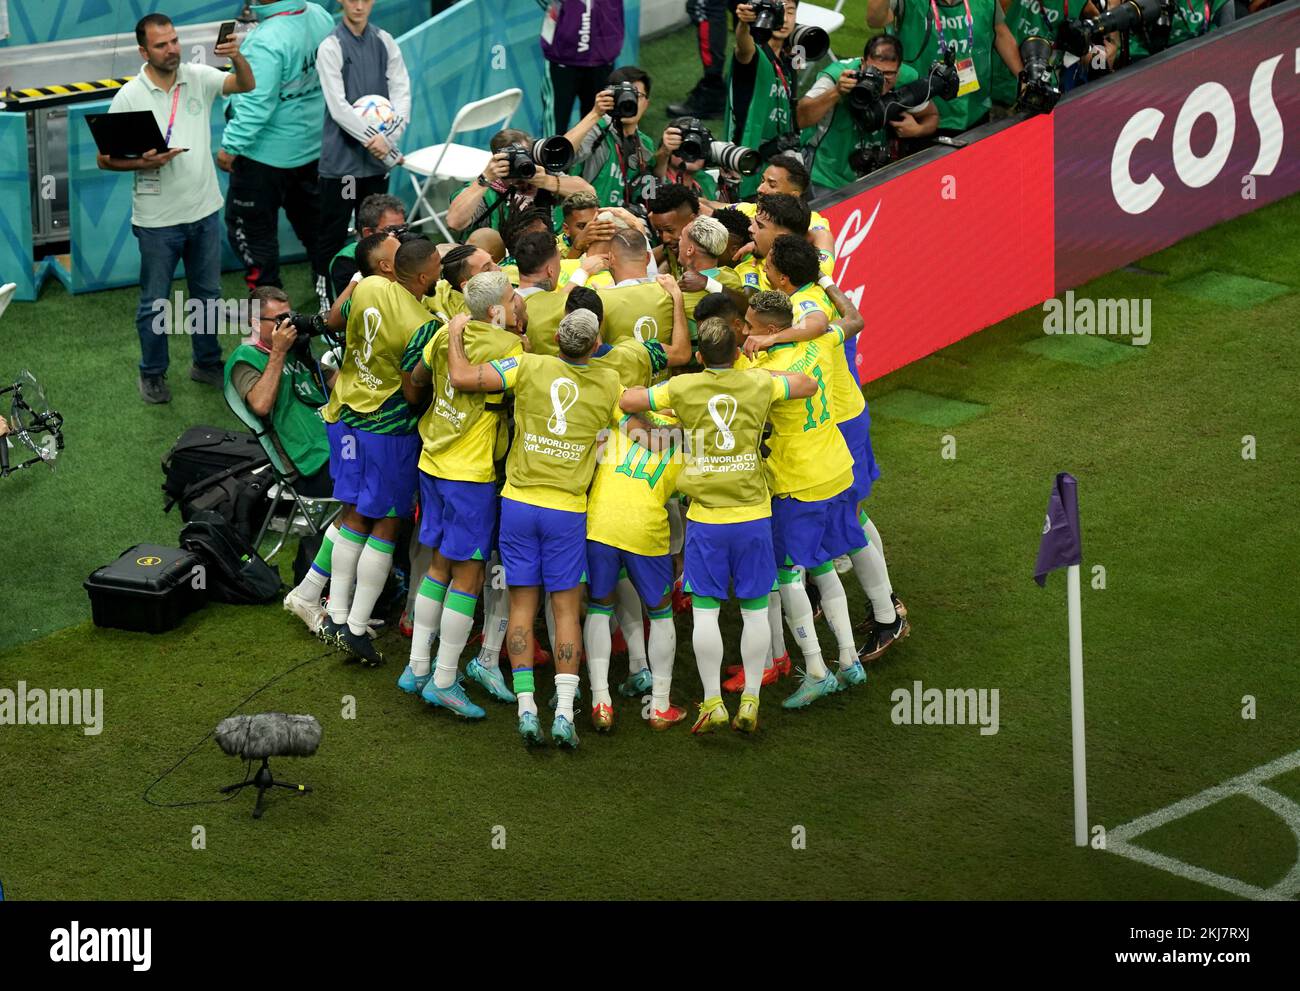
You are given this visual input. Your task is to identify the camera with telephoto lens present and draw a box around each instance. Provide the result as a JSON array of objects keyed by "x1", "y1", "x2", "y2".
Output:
[
  {"x1": 1058, "y1": 0, "x2": 1171, "y2": 58},
  {"x1": 847, "y1": 50, "x2": 960, "y2": 133},
  {"x1": 848, "y1": 144, "x2": 894, "y2": 177},
  {"x1": 607, "y1": 81, "x2": 641, "y2": 120},
  {"x1": 1016, "y1": 35, "x2": 1060, "y2": 114},
  {"x1": 673, "y1": 118, "x2": 762, "y2": 176},
  {"x1": 501, "y1": 137, "x2": 576, "y2": 179}
]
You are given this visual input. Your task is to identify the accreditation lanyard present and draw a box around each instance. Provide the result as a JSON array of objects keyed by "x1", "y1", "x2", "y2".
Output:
[
  {"x1": 929, "y1": 0, "x2": 975, "y2": 59},
  {"x1": 1184, "y1": 0, "x2": 1211, "y2": 34},
  {"x1": 770, "y1": 51, "x2": 795, "y2": 109},
  {"x1": 162, "y1": 82, "x2": 183, "y2": 147}
]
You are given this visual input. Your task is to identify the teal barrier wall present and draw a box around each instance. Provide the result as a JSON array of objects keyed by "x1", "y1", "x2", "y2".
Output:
[
  {"x1": 389, "y1": 0, "x2": 641, "y2": 208},
  {"x1": 1, "y1": 0, "x2": 429, "y2": 49},
  {"x1": 0, "y1": 112, "x2": 35, "y2": 300}
]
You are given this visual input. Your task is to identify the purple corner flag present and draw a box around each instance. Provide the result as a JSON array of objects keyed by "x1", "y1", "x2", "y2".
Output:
[{"x1": 1034, "y1": 472, "x2": 1082, "y2": 587}]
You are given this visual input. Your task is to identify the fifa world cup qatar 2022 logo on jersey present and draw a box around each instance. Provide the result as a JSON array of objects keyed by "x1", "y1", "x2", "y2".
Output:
[
  {"x1": 548, "y1": 377, "x2": 580, "y2": 436},
  {"x1": 707, "y1": 393, "x2": 738, "y2": 451},
  {"x1": 351, "y1": 307, "x2": 384, "y2": 390}
]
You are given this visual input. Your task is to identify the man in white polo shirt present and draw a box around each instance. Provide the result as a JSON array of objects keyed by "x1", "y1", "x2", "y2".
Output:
[{"x1": 97, "y1": 13, "x2": 254, "y2": 404}]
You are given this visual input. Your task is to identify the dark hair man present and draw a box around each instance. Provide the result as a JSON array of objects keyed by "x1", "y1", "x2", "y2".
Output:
[
  {"x1": 327, "y1": 192, "x2": 407, "y2": 299},
  {"x1": 98, "y1": 12, "x2": 254, "y2": 403}
]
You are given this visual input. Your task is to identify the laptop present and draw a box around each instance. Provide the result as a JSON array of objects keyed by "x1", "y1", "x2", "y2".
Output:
[{"x1": 85, "y1": 111, "x2": 172, "y2": 158}]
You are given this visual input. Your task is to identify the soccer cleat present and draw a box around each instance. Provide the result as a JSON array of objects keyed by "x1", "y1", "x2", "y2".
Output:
[
  {"x1": 858, "y1": 613, "x2": 910, "y2": 663},
  {"x1": 781, "y1": 669, "x2": 841, "y2": 710},
  {"x1": 722, "y1": 659, "x2": 787, "y2": 693},
  {"x1": 466, "y1": 657, "x2": 516, "y2": 703},
  {"x1": 397, "y1": 664, "x2": 433, "y2": 695},
  {"x1": 836, "y1": 660, "x2": 868, "y2": 689},
  {"x1": 338, "y1": 626, "x2": 385, "y2": 667},
  {"x1": 591, "y1": 701, "x2": 614, "y2": 732},
  {"x1": 834, "y1": 555, "x2": 853, "y2": 574},
  {"x1": 518, "y1": 711, "x2": 544, "y2": 745},
  {"x1": 316, "y1": 618, "x2": 348, "y2": 651},
  {"x1": 690, "y1": 697, "x2": 730, "y2": 735},
  {"x1": 398, "y1": 610, "x2": 414, "y2": 637},
  {"x1": 421, "y1": 679, "x2": 486, "y2": 719},
  {"x1": 551, "y1": 714, "x2": 580, "y2": 749},
  {"x1": 775, "y1": 652, "x2": 792, "y2": 677},
  {"x1": 283, "y1": 589, "x2": 325, "y2": 633},
  {"x1": 648, "y1": 703, "x2": 688, "y2": 730},
  {"x1": 732, "y1": 694, "x2": 760, "y2": 733},
  {"x1": 617, "y1": 667, "x2": 654, "y2": 698},
  {"x1": 856, "y1": 594, "x2": 909, "y2": 637}
]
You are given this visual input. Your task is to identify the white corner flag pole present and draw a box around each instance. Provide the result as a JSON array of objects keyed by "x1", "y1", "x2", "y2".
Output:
[{"x1": 1067, "y1": 563, "x2": 1088, "y2": 846}]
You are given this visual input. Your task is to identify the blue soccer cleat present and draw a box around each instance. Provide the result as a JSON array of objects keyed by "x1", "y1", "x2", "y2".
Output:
[
  {"x1": 547, "y1": 683, "x2": 584, "y2": 713},
  {"x1": 466, "y1": 657, "x2": 516, "y2": 703},
  {"x1": 617, "y1": 668, "x2": 654, "y2": 698},
  {"x1": 781, "y1": 668, "x2": 841, "y2": 710},
  {"x1": 421, "y1": 679, "x2": 486, "y2": 719},
  {"x1": 518, "y1": 711, "x2": 544, "y2": 745},
  {"x1": 836, "y1": 660, "x2": 867, "y2": 689},
  {"x1": 551, "y1": 713, "x2": 580, "y2": 750},
  {"x1": 397, "y1": 664, "x2": 433, "y2": 695}
]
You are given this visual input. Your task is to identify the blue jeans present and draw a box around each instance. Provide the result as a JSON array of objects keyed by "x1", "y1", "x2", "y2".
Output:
[{"x1": 132, "y1": 210, "x2": 224, "y2": 377}]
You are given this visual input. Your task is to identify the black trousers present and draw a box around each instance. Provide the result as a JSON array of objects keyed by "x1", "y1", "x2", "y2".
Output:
[
  {"x1": 687, "y1": 0, "x2": 740, "y2": 80},
  {"x1": 549, "y1": 61, "x2": 615, "y2": 134},
  {"x1": 225, "y1": 155, "x2": 328, "y2": 291},
  {"x1": 317, "y1": 172, "x2": 391, "y2": 283}
]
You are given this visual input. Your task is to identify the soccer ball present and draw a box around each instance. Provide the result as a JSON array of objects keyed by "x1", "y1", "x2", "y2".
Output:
[{"x1": 352, "y1": 94, "x2": 397, "y2": 133}]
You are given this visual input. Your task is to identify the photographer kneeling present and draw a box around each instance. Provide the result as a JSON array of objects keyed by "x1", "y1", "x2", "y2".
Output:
[{"x1": 800, "y1": 35, "x2": 939, "y2": 195}]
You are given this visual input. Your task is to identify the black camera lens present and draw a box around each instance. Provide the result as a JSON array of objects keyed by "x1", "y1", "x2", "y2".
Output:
[{"x1": 608, "y1": 81, "x2": 641, "y2": 119}]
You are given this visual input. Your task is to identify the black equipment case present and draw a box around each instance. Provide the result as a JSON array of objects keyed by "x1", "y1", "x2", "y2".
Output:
[
  {"x1": 162, "y1": 425, "x2": 268, "y2": 510},
  {"x1": 84, "y1": 543, "x2": 206, "y2": 633}
]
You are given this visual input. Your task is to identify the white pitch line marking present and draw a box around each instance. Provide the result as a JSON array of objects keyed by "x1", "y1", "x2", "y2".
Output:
[{"x1": 1107, "y1": 748, "x2": 1300, "y2": 900}]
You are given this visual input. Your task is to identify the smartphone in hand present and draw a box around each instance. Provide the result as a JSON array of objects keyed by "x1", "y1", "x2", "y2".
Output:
[{"x1": 216, "y1": 21, "x2": 236, "y2": 48}]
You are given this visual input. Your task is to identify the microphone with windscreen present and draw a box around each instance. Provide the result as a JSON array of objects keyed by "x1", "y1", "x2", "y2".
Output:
[{"x1": 215, "y1": 713, "x2": 321, "y2": 819}]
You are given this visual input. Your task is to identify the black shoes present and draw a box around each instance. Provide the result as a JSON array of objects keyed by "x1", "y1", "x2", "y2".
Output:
[
  {"x1": 667, "y1": 77, "x2": 727, "y2": 120},
  {"x1": 139, "y1": 373, "x2": 171, "y2": 404},
  {"x1": 189, "y1": 364, "x2": 223, "y2": 388}
]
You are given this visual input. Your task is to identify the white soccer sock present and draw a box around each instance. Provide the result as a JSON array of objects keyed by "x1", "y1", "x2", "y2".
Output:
[
  {"x1": 849, "y1": 543, "x2": 896, "y2": 624},
  {"x1": 614, "y1": 578, "x2": 648, "y2": 673},
  {"x1": 406, "y1": 532, "x2": 433, "y2": 619},
  {"x1": 647, "y1": 608, "x2": 676, "y2": 714},
  {"x1": 478, "y1": 571, "x2": 509, "y2": 664},
  {"x1": 811, "y1": 566, "x2": 858, "y2": 669},
  {"x1": 433, "y1": 588, "x2": 477, "y2": 689},
  {"x1": 584, "y1": 604, "x2": 614, "y2": 708},
  {"x1": 409, "y1": 575, "x2": 447, "y2": 677},
  {"x1": 326, "y1": 524, "x2": 367, "y2": 624},
  {"x1": 692, "y1": 602, "x2": 724, "y2": 700},
  {"x1": 778, "y1": 575, "x2": 828, "y2": 679},
  {"x1": 554, "y1": 672, "x2": 580, "y2": 722},
  {"x1": 862, "y1": 514, "x2": 886, "y2": 562},
  {"x1": 739, "y1": 600, "x2": 769, "y2": 698},
  {"x1": 347, "y1": 534, "x2": 395, "y2": 635},
  {"x1": 767, "y1": 591, "x2": 786, "y2": 667}
]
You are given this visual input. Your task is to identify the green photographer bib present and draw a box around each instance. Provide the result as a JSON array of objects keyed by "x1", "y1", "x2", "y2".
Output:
[
  {"x1": 804, "y1": 58, "x2": 920, "y2": 191},
  {"x1": 890, "y1": 0, "x2": 997, "y2": 133},
  {"x1": 1127, "y1": 0, "x2": 1228, "y2": 61},
  {"x1": 726, "y1": 46, "x2": 794, "y2": 199},
  {"x1": 224, "y1": 344, "x2": 330, "y2": 477},
  {"x1": 992, "y1": 0, "x2": 1068, "y2": 106}
]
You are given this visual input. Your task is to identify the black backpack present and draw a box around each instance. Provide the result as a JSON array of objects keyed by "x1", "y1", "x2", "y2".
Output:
[
  {"x1": 179, "y1": 510, "x2": 282, "y2": 605},
  {"x1": 163, "y1": 426, "x2": 271, "y2": 541}
]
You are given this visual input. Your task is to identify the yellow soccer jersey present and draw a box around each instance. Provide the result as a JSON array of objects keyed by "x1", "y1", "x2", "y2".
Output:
[
  {"x1": 647, "y1": 368, "x2": 787, "y2": 524},
  {"x1": 556, "y1": 258, "x2": 583, "y2": 288},
  {"x1": 752, "y1": 330, "x2": 853, "y2": 502},
  {"x1": 586, "y1": 270, "x2": 615, "y2": 289},
  {"x1": 323, "y1": 276, "x2": 434, "y2": 423},
  {"x1": 682, "y1": 266, "x2": 745, "y2": 342},
  {"x1": 587, "y1": 417, "x2": 684, "y2": 556},
  {"x1": 522, "y1": 287, "x2": 568, "y2": 357},
  {"x1": 491, "y1": 353, "x2": 624, "y2": 513},
  {"x1": 594, "y1": 337, "x2": 669, "y2": 390},
  {"x1": 789, "y1": 283, "x2": 865, "y2": 423},
  {"x1": 597, "y1": 280, "x2": 675, "y2": 348},
  {"x1": 424, "y1": 280, "x2": 467, "y2": 324},
  {"x1": 418, "y1": 322, "x2": 523, "y2": 482}
]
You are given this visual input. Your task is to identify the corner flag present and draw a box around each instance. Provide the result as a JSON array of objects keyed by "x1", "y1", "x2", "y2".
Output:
[{"x1": 1034, "y1": 472, "x2": 1088, "y2": 846}]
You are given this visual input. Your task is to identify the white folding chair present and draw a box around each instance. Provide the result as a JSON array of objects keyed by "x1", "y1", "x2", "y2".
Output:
[
  {"x1": 404, "y1": 88, "x2": 524, "y2": 241},
  {"x1": 0, "y1": 282, "x2": 16, "y2": 321}
]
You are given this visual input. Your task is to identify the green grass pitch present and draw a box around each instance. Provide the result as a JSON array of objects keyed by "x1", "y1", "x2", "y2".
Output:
[{"x1": 1, "y1": 11, "x2": 1298, "y2": 900}]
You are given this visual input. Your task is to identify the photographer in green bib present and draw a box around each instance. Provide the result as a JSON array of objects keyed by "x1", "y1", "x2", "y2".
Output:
[
  {"x1": 726, "y1": 1, "x2": 804, "y2": 200},
  {"x1": 1126, "y1": 0, "x2": 1235, "y2": 62},
  {"x1": 799, "y1": 34, "x2": 939, "y2": 195},
  {"x1": 991, "y1": 0, "x2": 1111, "y2": 108},
  {"x1": 867, "y1": 0, "x2": 1024, "y2": 135}
]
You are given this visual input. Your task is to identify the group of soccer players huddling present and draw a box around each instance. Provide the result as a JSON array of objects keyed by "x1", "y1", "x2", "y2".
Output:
[{"x1": 281, "y1": 169, "x2": 910, "y2": 749}]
